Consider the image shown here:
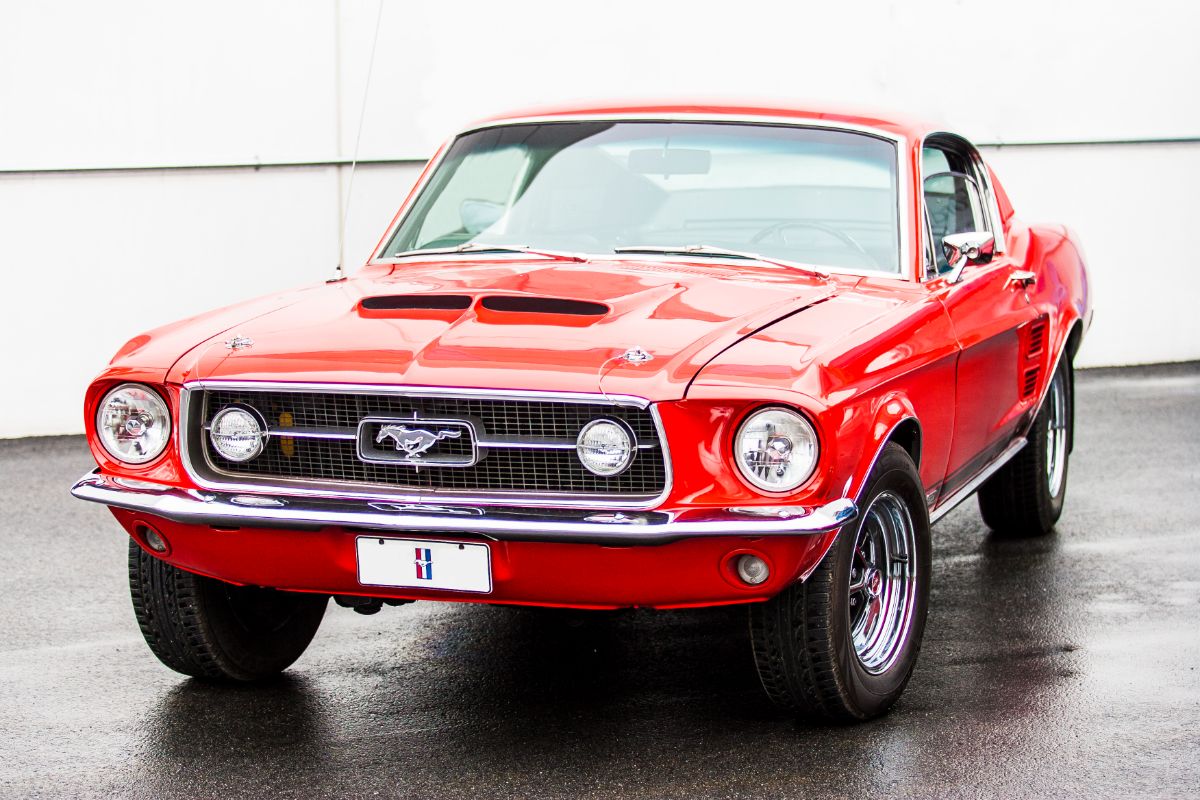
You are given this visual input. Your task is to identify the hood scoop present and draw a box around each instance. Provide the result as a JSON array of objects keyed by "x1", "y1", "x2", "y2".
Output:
[
  {"x1": 361, "y1": 294, "x2": 472, "y2": 311},
  {"x1": 358, "y1": 294, "x2": 472, "y2": 320},
  {"x1": 475, "y1": 295, "x2": 610, "y2": 327},
  {"x1": 356, "y1": 293, "x2": 609, "y2": 325},
  {"x1": 479, "y1": 296, "x2": 608, "y2": 316}
]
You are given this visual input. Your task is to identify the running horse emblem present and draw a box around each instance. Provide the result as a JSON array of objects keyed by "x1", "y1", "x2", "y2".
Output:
[{"x1": 375, "y1": 424, "x2": 462, "y2": 459}]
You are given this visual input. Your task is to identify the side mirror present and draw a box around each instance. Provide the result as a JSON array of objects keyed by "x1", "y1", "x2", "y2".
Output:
[{"x1": 942, "y1": 231, "x2": 995, "y2": 281}]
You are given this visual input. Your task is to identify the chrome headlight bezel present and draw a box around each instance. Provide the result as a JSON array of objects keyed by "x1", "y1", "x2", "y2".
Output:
[
  {"x1": 733, "y1": 406, "x2": 820, "y2": 494},
  {"x1": 96, "y1": 383, "x2": 173, "y2": 466}
]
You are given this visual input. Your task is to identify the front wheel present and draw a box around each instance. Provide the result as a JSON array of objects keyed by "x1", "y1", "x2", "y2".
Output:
[
  {"x1": 749, "y1": 444, "x2": 931, "y2": 722},
  {"x1": 128, "y1": 539, "x2": 328, "y2": 681}
]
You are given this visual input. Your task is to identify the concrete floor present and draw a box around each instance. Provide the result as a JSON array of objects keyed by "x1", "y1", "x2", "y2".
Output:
[{"x1": 1, "y1": 363, "x2": 1198, "y2": 799}]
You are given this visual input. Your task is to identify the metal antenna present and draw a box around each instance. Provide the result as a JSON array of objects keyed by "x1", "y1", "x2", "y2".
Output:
[{"x1": 330, "y1": 0, "x2": 385, "y2": 283}]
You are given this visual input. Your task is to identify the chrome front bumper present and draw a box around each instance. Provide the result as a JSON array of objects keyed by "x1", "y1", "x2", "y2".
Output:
[{"x1": 71, "y1": 470, "x2": 857, "y2": 545}]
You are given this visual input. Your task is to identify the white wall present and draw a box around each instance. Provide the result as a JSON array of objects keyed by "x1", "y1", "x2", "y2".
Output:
[{"x1": 1, "y1": 0, "x2": 1197, "y2": 437}]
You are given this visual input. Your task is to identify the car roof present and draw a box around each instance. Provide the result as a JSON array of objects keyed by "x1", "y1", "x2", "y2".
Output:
[{"x1": 470, "y1": 101, "x2": 938, "y2": 142}]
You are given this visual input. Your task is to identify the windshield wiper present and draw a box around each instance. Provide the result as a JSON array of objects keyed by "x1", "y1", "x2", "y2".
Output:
[
  {"x1": 613, "y1": 245, "x2": 829, "y2": 279},
  {"x1": 388, "y1": 242, "x2": 588, "y2": 263}
]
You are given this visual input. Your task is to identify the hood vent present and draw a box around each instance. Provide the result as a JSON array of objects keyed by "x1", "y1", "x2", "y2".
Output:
[
  {"x1": 480, "y1": 296, "x2": 609, "y2": 316},
  {"x1": 361, "y1": 295, "x2": 472, "y2": 311}
]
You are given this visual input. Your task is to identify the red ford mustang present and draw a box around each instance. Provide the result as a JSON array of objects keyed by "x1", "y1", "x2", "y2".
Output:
[{"x1": 72, "y1": 104, "x2": 1090, "y2": 722}]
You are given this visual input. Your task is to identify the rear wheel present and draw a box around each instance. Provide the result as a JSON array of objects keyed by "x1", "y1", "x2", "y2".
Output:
[
  {"x1": 978, "y1": 359, "x2": 1072, "y2": 537},
  {"x1": 749, "y1": 444, "x2": 931, "y2": 722},
  {"x1": 128, "y1": 539, "x2": 327, "y2": 681}
]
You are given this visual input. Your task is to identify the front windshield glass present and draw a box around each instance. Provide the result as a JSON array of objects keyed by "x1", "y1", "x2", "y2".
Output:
[{"x1": 382, "y1": 121, "x2": 900, "y2": 273}]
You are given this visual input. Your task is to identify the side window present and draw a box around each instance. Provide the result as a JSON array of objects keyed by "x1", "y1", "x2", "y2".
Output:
[{"x1": 922, "y1": 145, "x2": 987, "y2": 273}]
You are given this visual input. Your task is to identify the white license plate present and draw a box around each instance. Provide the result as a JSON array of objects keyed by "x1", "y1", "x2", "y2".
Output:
[{"x1": 355, "y1": 536, "x2": 492, "y2": 593}]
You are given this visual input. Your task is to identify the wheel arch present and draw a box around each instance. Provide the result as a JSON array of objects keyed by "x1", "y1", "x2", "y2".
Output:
[{"x1": 847, "y1": 395, "x2": 924, "y2": 503}]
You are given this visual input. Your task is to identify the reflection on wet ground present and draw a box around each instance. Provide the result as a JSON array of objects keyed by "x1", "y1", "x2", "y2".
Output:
[{"x1": 2, "y1": 363, "x2": 1198, "y2": 798}]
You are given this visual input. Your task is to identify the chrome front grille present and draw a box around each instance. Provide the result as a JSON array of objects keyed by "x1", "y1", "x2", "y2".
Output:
[{"x1": 183, "y1": 384, "x2": 669, "y2": 504}]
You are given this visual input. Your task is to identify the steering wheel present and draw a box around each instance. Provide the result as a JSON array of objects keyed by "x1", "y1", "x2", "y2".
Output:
[{"x1": 750, "y1": 221, "x2": 878, "y2": 268}]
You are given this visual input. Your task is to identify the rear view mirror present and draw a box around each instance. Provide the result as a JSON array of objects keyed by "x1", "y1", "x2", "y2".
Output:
[{"x1": 628, "y1": 148, "x2": 711, "y2": 176}]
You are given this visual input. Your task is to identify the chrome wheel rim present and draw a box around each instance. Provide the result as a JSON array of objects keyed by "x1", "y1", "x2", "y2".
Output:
[
  {"x1": 848, "y1": 491, "x2": 917, "y2": 674},
  {"x1": 1045, "y1": 371, "x2": 1068, "y2": 497}
]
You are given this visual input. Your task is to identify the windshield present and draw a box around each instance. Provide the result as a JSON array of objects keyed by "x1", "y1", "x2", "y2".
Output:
[{"x1": 382, "y1": 121, "x2": 900, "y2": 273}]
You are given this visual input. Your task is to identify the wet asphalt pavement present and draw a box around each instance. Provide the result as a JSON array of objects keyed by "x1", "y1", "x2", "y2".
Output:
[{"x1": 1, "y1": 363, "x2": 1198, "y2": 799}]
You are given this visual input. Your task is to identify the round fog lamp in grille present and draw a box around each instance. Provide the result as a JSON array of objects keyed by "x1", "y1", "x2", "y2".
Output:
[
  {"x1": 209, "y1": 406, "x2": 266, "y2": 462},
  {"x1": 736, "y1": 554, "x2": 770, "y2": 585},
  {"x1": 576, "y1": 419, "x2": 635, "y2": 477}
]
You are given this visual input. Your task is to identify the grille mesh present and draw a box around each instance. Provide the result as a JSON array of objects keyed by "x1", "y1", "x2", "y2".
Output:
[{"x1": 193, "y1": 388, "x2": 666, "y2": 499}]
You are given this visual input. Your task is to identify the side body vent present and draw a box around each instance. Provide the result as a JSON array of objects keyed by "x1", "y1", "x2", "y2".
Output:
[
  {"x1": 1022, "y1": 366, "x2": 1040, "y2": 399},
  {"x1": 1027, "y1": 317, "x2": 1047, "y2": 358},
  {"x1": 1020, "y1": 316, "x2": 1049, "y2": 400}
]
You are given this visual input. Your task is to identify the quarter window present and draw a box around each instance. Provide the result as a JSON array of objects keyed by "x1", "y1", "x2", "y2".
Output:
[{"x1": 922, "y1": 145, "x2": 987, "y2": 274}]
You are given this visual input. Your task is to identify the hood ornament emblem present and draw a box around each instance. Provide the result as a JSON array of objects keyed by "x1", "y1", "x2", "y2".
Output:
[
  {"x1": 224, "y1": 336, "x2": 254, "y2": 350},
  {"x1": 620, "y1": 346, "x2": 653, "y2": 365}
]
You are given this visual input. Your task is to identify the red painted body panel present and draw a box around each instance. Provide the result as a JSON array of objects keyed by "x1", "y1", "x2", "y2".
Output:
[
  {"x1": 78, "y1": 104, "x2": 1092, "y2": 609},
  {"x1": 164, "y1": 259, "x2": 838, "y2": 400},
  {"x1": 111, "y1": 508, "x2": 834, "y2": 610}
]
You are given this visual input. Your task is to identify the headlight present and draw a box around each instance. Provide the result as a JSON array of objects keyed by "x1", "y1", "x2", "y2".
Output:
[
  {"x1": 209, "y1": 406, "x2": 266, "y2": 463},
  {"x1": 734, "y1": 407, "x2": 818, "y2": 493},
  {"x1": 576, "y1": 418, "x2": 635, "y2": 476},
  {"x1": 96, "y1": 383, "x2": 172, "y2": 465}
]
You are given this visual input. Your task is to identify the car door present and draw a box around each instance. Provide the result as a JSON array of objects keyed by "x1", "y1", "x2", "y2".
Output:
[{"x1": 922, "y1": 137, "x2": 1040, "y2": 497}]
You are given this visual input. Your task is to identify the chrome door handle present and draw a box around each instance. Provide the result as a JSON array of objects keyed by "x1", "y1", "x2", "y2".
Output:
[{"x1": 1007, "y1": 270, "x2": 1036, "y2": 288}]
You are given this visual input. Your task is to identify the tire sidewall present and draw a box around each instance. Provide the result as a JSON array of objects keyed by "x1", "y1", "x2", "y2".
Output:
[
  {"x1": 1032, "y1": 360, "x2": 1072, "y2": 526},
  {"x1": 828, "y1": 446, "x2": 932, "y2": 717},
  {"x1": 198, "y1": 580, "x2": 328, "y2": 680}
]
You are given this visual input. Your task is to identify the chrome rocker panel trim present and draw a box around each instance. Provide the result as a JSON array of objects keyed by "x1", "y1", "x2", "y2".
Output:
[
  {"x1": 928, "y1": 437, "x2": 1027, "y2": 524},
  {"x1": 71, "y1": 471, "x2": 857, "y2": 546}
]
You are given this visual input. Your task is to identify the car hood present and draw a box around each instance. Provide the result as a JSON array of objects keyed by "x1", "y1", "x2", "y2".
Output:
[{"x1": 166, "y1": 258, "x2": 843, "y2": 401}]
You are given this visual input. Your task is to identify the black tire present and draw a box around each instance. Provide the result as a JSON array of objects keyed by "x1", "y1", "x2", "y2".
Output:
[
  {"x1": 749, "y1": 444, "x2": 931, "y2": 722},
  {"x1": 128, "y1": 539, "x2": 328, "y2": 681},
  {"x1": 977, "y1": 358, "x2": 1072, "y2": 537}
]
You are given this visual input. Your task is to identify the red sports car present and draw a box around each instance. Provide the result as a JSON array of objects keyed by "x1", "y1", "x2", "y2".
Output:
[{"x1": 72, "y1": 104, "x2": 1090, "y2": 722}]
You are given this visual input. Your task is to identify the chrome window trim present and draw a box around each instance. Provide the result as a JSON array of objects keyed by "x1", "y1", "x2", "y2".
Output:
[
  {"x1": 917, "y1": 131, "x2": 1008, "y2": 283},
  {"x1": 179, "y1": 381, "x2": 674, "y2": 510},
  {"x1": 372, "y1": 250, "x2": 910, "y2": 282},
  {"x1": 369, "y1": 114, "x2": 913, "y2": 282}
]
